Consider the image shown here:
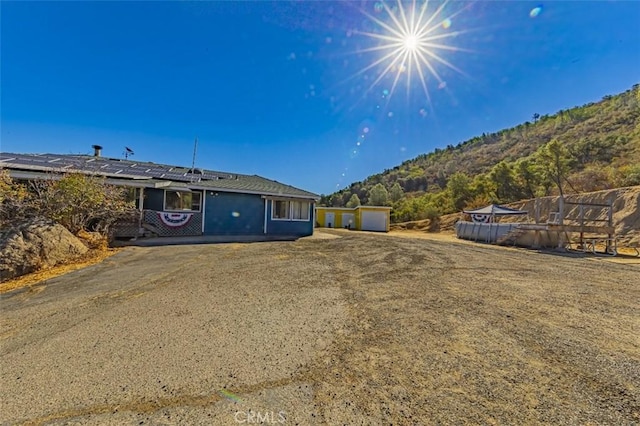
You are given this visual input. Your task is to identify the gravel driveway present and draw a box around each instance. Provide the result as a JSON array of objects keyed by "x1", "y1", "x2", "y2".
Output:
[{"x1": 1, "y1": 230, "x2": 638, "y2": 424}]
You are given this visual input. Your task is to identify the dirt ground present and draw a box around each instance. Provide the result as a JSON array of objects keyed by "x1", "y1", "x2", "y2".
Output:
[{"x1": 1, "y1": 230, "x2": 638, "y2": 425}]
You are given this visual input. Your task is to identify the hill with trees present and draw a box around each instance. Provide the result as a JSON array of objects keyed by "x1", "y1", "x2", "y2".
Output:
[{"x1": 320, "y1": 84, "x2": 640, "y2": 223}]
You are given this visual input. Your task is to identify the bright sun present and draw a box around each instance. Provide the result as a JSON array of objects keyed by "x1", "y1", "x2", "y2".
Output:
[
  {"x1": 353, "y1": 0, "x2": 472, "y2": 105},
  {"x1": 403, "y1": 34, "x2": 419, "y2": 51}
]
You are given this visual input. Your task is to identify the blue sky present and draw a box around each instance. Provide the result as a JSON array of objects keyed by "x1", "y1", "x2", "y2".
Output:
[{"x1": 2, "y1": 1, "x2": 639, "y2": 195}]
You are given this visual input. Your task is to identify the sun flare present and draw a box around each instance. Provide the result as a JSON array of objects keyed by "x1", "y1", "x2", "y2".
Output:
[
  {"x1": 403, "y1": 34, "x2": 419, "y2": 51},
  {"x1": 354, "y1": 0, "x2": 472, "y2": 106}
]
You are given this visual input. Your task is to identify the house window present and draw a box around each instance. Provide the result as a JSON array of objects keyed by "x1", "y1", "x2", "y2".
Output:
[
  {"x1": 271, "y1": 200, "x2": 310, "y2": 221},
  {"x1": 291, "y1": 201, "x2": 310, "y2": 220},
  {"x1": 164, "y1": 190, "x2": 201, "y2": 211},
  {"x1": 272, "y1": 200, "x2": 290, "y2": 219}
]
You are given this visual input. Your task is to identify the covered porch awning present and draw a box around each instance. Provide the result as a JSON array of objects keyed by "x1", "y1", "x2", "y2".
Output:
[{"x1": 463, "y1": 204, "x2": 528, "y2": 223}]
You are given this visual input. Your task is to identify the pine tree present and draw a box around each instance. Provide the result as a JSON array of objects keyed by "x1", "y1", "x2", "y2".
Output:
[
  {"x1": 368, "y1": 183, "x2": 389, "y2": 206},
  {"x1": 346, "y1": 193, "x2": 361, "y2": 208}
]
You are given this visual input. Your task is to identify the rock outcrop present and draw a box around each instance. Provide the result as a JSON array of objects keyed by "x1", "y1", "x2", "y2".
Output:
[{"x1": 0, "y1": 219, "x2": 88, "y2": 282}]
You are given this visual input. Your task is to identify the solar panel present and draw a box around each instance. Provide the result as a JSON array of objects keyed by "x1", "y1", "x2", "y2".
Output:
[{"x1": 1, "y1": 153, "x2": 248, "y2": 185}]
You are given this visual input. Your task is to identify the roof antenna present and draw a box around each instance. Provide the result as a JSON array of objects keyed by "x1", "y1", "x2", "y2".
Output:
[
  {"x1": 124, "y1": 147, "x2": 134, "y2": 159},
  {"x1": 190, "y1": 137, "x2": 198, "y2": 182}
]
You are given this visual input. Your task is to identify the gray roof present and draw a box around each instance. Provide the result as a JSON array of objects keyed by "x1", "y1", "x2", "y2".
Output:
[{"x1": 0, "y1": 152, "x2": 319, "y2": 200}]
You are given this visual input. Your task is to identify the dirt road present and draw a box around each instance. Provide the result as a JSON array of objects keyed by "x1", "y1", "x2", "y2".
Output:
[{"x1": 1, "y1": 230, "x2": 638, "y2": 424}]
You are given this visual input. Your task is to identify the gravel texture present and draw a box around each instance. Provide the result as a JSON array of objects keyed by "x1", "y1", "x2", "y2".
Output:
[{"x1": 1, "y1": 230, "x2": 638, "y2": 425}]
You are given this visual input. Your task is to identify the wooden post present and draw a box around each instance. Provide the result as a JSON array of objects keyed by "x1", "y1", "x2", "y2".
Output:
[
  {"x1": 607, "y1": 198, "x2": 614, "y2": 253},
  {"x1": 557, "y1": 197, "x2": 565, "y2": 249},
  {"x1": 533, "y1": 198, "x2": 540, "y2": 249},
  {"x1": 138, "y1": 187, "x2": 145, "y2": 237},
  {"x1": 579, "y1": 203, "x2": 584, "y2": 248}
]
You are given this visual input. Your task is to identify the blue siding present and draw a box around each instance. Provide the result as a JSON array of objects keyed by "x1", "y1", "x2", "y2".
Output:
[
  {"x1": 147, "y1": 190, "x2": 315, "y2": 237},
  {"x1": 144, "y1": 188, "x2": 165, "y2": 211},
  {"x1": 265, "y1": 200, "x2": 314, "y2": 236},
  {"x1": 204, "y1": 192, "x2": 264, "y2": 235}
]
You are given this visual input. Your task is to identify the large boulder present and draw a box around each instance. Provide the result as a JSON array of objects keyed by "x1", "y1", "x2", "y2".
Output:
[{"x1": 0, "y1": 219, "x2": 88, "y2": 283}]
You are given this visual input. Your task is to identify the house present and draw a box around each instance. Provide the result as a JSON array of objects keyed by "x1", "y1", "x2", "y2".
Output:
[
  {"x1": 0, "y1": 150, "x2": 319, "y2": 241},
  {"x1": 315, "y1": 206, "x2": 391, "y2": 232}
]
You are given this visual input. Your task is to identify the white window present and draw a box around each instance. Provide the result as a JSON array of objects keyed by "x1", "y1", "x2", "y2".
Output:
[
  {"x1": 271, "y1": 200, "x2": 310, "y2": 221},
  {"x1": 291, "y1": 201, "x2": 310, "y2": 220},
  {"x1": 164, "y1": 190, "x2": 201, "y2": 211},
  {"x1": 272, "y1": 200, "x2": 290, "y2": 219}
]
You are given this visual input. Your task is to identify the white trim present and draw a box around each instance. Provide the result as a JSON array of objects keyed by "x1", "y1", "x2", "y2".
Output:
[
  {"x1": 271, "y1": 199, "x2": 290, "y2": 221},
  {"x1": 316, "y1": 206, "x2": 392, "y2": 211},
  {"x1": 187, "y1": 186, "x2": 318, "y2": 200},
  {"x1": 163, "y1": 189, "x2": 202, "y2": 213},
  {"x1": 263, "y1": 199, "x2": 268, "y2": 234},
  {"x1": 270, "y1": 199, "x2": 311, "y2": 222},
  {"x1": 315, "y1": 207, "x2": 355, "y2": 211},
  {"x1": 291, "y1": 200, "x2": 311, "y2": 221},
  {"x1": 201, "y1": 190, "x2": 207, "y2": 234},
  {"x1": 262, "y1": 195, "x2": 318, "y2": 202},
  {"x1": 138, "y1": 187, "x2": 145, "y2": 212}
]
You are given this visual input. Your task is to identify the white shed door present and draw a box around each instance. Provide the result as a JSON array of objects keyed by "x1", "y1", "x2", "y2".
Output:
[
  {"x1": 341, "y1": 213, "x2": 355, "y2": 229},
  {"x1": 325, "y1": 212, "x2": 335, "y2": 228},
  {"x1": 361, "y1": 211, "x2": 387, "y2": 231}
]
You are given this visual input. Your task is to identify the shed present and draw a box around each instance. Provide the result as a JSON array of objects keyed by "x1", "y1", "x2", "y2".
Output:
[{"x1": 316, "y1": 206, "x2": 391, "y2": 232}]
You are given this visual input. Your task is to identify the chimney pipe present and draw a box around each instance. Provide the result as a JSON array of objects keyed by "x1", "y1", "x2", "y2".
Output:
[{"x1": 92, "y1": 145, "x2": 103, "y2": 157}]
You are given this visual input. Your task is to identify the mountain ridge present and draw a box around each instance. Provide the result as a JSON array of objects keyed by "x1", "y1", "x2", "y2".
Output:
[{"x1": 321, "y1": 84, "x2": 640, "y2": 223}]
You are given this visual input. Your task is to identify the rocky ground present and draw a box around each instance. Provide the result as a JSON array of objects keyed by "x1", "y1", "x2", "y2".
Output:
[
  {"x1": 0, "y1": 220, "x2": 88, "y2": 283},
  {"x1": 1, "y1": 230, "x2": 638, "y2": 425}
]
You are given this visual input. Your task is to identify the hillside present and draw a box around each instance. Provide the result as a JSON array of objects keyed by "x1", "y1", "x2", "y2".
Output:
[{"x1": 322, "y1": 85, "x2": 640, "y2": 223}]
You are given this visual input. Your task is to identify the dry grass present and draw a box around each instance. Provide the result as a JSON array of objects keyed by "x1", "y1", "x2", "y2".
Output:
[{"x1": 0, "y1": 247, "x2": 120, "y2": 294}]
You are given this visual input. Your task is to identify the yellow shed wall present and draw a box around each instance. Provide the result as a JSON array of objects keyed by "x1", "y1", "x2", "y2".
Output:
[
  {"x1": 316, "y1": 208, "x2": 353, "y2": 228},
  {"x1": 317, "y1": 206, "x2": 391, "y2": 231}
]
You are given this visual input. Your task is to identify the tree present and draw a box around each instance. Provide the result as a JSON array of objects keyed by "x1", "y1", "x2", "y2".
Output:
[
  {"x1": 532, "y1": 113, "x2": 540, "y2": 123},
  {"x1": 537, "y1": 139, "x2": 572, "y2": 197},
  {"x1": 346, "y1": 193, "x2": 361, "y2": 208},
  {"x1": 1, "y1": 172, "x2": 134, "y2": 234},
  {"x1": 446, "y1": 172, "x2": 473, "y2": 211},
  {"x1": 389, "y1": 182, "x2": 404, "y2": 203},
  {"x1": 0, "y1": 169, "x2": 32, "y2": 225},
  {"x1": 488, "y1": 161, "x2": 521, "y2": 202},
  {"x1": 368, "y1": 183, "x2": 389, "y2": 206},
  {"x1": 35, "y1": 174, "x2": 134, "y2": 233},
  {"x1": 318, "y1": 194, "x2": 330, "y2": 206},
  {"x1": 514, "y1": 158, "x2": 542, "y2": 199},
  {"x1": 340, "y1": 191, "x2": 353, "y2": 206}
]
